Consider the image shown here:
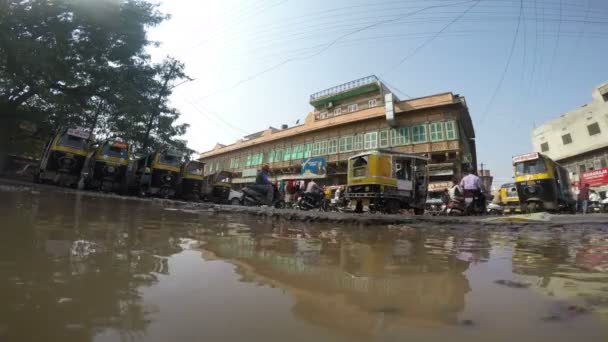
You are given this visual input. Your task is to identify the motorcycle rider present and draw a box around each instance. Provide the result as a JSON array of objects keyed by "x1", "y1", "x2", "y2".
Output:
[
  {"x1": 459, "y1": 170, "x2": 485, "y2": 211},
  {"x1": 305, "y1": 179, "x2": 323, "y2": 204},
  {"x1": 253, "y1": 164, "x2": 273, "y2": 204}
]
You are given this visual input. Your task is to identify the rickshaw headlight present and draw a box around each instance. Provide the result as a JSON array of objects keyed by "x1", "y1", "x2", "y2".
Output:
[
  {"x1": 164, "y1": 174, "x2": 172, "y2": 182},
  {"x1": 106, "y1": 166, "x2": 115, "y2": 173}
]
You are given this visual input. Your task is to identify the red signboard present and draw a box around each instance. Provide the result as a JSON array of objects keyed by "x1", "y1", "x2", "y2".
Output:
[{"x1": 580, "y1": 167, "x2": 608, "y2": 187}]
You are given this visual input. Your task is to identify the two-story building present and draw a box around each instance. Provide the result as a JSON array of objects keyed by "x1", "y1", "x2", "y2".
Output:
[
  {"x1": 531, "y1": 81, "x2": 608, "y2": 194},
  {"x1": 199, "y1": 76, "x2": 477, "y2": 189}
]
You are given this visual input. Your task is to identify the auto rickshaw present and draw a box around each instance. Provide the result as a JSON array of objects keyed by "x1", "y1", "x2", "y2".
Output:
[
  {"x1": 345, "y1": 150, "x2": 429, "y2": 214},
  {"x1": 130, "y1": 148, "x2": 182, "y2": 198},
  {"x1": 512, "y1": 152, "x2": 575, "y2": 213},
  {"x1": 494, "y1": 182, "x2": 521, "y2": 214},
  {"x1": 81, "y1": 139, "x2": 130, "y2": 193},
  {"x1": 34, "y1": 127, "x2": 92, "y2": 187},
  {"x1": 175, "y1": 160, "x2": 205, "y2": 201},
  {"x1": 201, "y1": 170, "x2": 232, "y2": 204}
]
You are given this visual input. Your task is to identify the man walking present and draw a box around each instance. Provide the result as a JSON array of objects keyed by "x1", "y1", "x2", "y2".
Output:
[{"x1": 578, "y1": 183, "x2": 590, "y2": 214}]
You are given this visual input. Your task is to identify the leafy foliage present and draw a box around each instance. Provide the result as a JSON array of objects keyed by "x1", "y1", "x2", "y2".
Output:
[{"x1": 0, "y1": 0, "x2": 190, "y2": 158}]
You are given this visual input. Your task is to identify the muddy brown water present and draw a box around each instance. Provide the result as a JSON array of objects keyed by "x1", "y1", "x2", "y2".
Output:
[{"x1": 1, "y1": 187, "x2": 608, "y2": 342}]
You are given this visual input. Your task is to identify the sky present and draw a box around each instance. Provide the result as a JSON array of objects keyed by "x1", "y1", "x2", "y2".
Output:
[{"x1": 147, "y1": 0, "x2": 608, "y2": 185}]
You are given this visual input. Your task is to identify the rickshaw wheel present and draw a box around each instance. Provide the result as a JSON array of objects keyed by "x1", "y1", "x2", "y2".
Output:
[
  {"x1": 527, "y1": 202, "x2": 540, "y2": 213},
  {"x1": 231, "y1": 197, "x2": 241, "y2": 206},
  {"x1": 355, "y1": 201, "x2": 363, "y2": 213}
]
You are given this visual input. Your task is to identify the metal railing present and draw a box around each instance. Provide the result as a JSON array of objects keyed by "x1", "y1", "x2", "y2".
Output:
[{"x1": 309, "y1": 75, "x2": 379, "y2": 102}]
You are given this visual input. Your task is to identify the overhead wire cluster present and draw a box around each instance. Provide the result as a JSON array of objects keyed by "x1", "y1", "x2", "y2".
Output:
[{"x1": 172, "y1": 0, "x2": 607, "y2": 137}]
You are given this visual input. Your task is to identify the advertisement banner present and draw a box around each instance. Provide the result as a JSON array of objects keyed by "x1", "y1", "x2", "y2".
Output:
[
  {"x1": 580, "y1": 167, "x2": 608, "y2": 187},
  {"x1": 301, "y1": 157, "x2": 326, "y2": 177}
]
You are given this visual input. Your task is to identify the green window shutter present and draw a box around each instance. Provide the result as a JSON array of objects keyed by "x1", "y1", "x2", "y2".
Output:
[
  {"x1": 353, "y1": 134, "x2": 363, "y2": 150},
  {"x1": 429, "y1": 122, "x2": 444, "y2": 142},
  {"x1": 364, "y1": 132, "x2": 378, "y2": 149},
  {"x1": 412, "y1": 125, "x2": 427, "y2": 143},
  {"x1": 312, "y1": 142, "x2": 320, "y2": 156},
  {"x1": 445, "y1": 121, "x2": 458, "y2": 140},
  {"x1": 345, "y1": 136, "x2": 353, "y2": 151},
  {"x1": 339, "y1": 137, "x2": 346, "y2": 152},
  {"x1": 379, "y1": 130, "x2": 389, "y2": 147},
  {"x1": 319, "y1": 140, "x2": 328, "y2": 155},
  {"x1": 304, "y1": 144, "x2": 312, "y2": 158},
  {"x1": 283, "y1": 147, "x2": 291, "y2": 161},
  {"x1": 328, "y1": 138, "x2": 338, "y2": 154}
]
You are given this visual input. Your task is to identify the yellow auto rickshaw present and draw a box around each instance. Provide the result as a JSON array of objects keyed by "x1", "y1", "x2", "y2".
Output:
[
  {"x1": 34, "y1": 127, "x2": 92, "y2": 187},
  {"x1": 176, "y1": 160, "x2": 205, "y2": 201},
  {"x1": 496, "y1": 182, "x2": 521, "y2": 214},
  {"x1": 345, "y1": 150, "x2": 429, "y2": 214},
  {"x1": 81, "y1": 139, "x2": 130, "y2": 193},
  {"x1": 512, "y1": 152, "x2": 575, "y2": 213},
  {"x1": 201, "y1": 170, "x2": 232, "y2": 204},
  {"x1": 130, "y1": 148, "x2": 182, "y2": 198}
]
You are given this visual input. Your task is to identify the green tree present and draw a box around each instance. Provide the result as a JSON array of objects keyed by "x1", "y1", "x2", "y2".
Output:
[{"x1": 0, "y1": 0, "x2": 191, "y2": 166}]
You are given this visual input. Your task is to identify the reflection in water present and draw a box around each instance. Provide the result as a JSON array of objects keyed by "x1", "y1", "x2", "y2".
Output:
[
  {"x1": 1, "y1": 187, "x2": 608, "y2": 341},
  {"x1": 202, "y1": 227, "x2": 472, "y2": 336}
]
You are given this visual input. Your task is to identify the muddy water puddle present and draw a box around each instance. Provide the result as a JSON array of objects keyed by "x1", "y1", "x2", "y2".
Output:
[{"x1": 1, "y1": 187, "x2": 608, "y2": 341}]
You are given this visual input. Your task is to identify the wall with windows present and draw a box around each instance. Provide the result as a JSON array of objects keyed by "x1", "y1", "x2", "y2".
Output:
[
  {"x1": 315, "y1": 92, "x2": 383, "y2": 120},
  {"x1": 532, "y1": 88, "x2": 608, "y2": 163},
  {"x1": 202, "y1": 108, "x2": 465, "y2": 175}
]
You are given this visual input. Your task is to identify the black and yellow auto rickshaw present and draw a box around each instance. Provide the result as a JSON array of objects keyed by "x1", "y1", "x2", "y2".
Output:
[
  {"x1": 201, "y1": 170, "x2": 232, "y2": 204},
  {"x1": 512, "y1": 152, "x2": 575, "y2": 213},
  {"x1": 131, "y1": 148, "x2": 182, "y2": 198},
  {"x1": 175, "y1": 160, "x2": 205, "y2": 201},
  {"x1": 345, "y1": 150, "x2": 429, "y2": 214},
  {"x1": 495, "y1": 182, "x2": 521, "y2": 214},
  {"x1": 34, "y1": 127, "x2": 92, "y2": 187},
  {"x1": 81, "y1": 139, "x2": 130, "y2": 193}
]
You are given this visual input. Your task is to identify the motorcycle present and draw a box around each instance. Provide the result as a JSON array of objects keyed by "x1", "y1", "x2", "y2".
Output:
[
  {"x1": 241, "y1": 184, "x2": 285, "y2": 209},
  {"x1": 297, "y1": 192, "x2": 327, "y2": 211},
  {"x1": 446, "y1": 197, "x2": 465, "y2": 216},
  {"x1": 464, "y1": 191, "x2": 486, "y2": 216}
]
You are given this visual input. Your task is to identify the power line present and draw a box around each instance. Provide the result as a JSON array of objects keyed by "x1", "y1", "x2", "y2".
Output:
[
  {"x1": 194, "y1": 0, "x2": 476, "y2": 101},
  {"x1": 480, "y1": 0, "x2": 523, "y2": 123},
  {"x1": 546, "y1": 0, "x2": 563, "y2": 86},
  {"x1": 183, "y1": 98, "x2": 248, "y2": 137},
  {"x1": 380, "y1": 0, "x2": 481, "y2": 76}
]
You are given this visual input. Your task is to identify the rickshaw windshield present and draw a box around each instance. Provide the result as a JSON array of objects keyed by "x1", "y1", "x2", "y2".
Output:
[
  {"x1": 515, "y1": 159, "x2": 546, "y2": 176},
  {"x1": 58, "y1": 134, "x2": 88, "y2": 150},
  {"x1": 351, "y1": 156, "x2": 368, "y2": 177},
  {"x1": 101, "y1": 144, "x2": 128, "y2": 159},
  {"x1": 159, "y1": 153, "x2": 181, "y2": 166},
  {"x1": 187, "y1": 164, "x2": 203, "y2": 175}
]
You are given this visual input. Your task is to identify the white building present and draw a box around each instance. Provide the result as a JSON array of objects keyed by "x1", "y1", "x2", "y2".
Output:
[{"x1": 532, "y1": 82, "x2": 608, "y2": 186}]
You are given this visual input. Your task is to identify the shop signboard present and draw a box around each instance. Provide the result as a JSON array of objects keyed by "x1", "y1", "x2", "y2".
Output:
[
  {"x1": 512, "y1": 152, "x2": 539, "y2": 164},
  {"x1": 242, "y1": 168, "x2": 258, "y2": 178},
  {"x1": 428, "y1": 181, "x2": 453, "y2": 192},
  {"x1": 301, "y1": 157, "x2": 326, "y2": 177},
  {"x1": 580, "y1": 167, "x2": 608, "y2": 187}
]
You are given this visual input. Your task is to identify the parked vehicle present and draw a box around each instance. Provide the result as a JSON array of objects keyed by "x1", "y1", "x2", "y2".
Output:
[
  {"x1": 512, "y1": 152, "x2": 576, "y2": 213},
  {"x1": 602, "y1": 197, "x2": 608, "y2": 213},
  {"x1": 176, "y1": 160, "x2": 205, "y2": 201},
  {"x1": 81, "y1": 139, "x2": 130, "y2": 193},
  {"x1": 228, "y1": 189, "x2": 243, "y2": 205},
  {"x1": 34, "y1": 127, "x2": 92, "y2": 188},
  {"x1": 587, "y1": 200, "x2": 602, "y2": 213},
  {"x1": 425, "y1": 191, "x2": 448, "y2": 216},
  {"x1": 496, "y1": 182, "x2": 521, "y2": 214},
  {"x1": 241, "y1": 184, "x2": 284, "y2": 208},
  {"x1": 345, "y1": 150, "x2": 428, "y2": 214},
  {"x1": 201, "y1": 170, "x2": 233, "y2": 204},
  {"x1": 129, "y1": 148, "x2": 182, "y2": 198},
  {"x1": 297, "y1": 192, "x2": 327, "y2": 211},
  {"x1": 486, "y1": 202, "x2": 503, "y2": 215}
]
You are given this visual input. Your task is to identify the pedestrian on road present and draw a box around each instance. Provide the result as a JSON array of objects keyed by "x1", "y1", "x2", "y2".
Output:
[{"x1": 578, "y1": 183, "x2": 590, "y2": 214}]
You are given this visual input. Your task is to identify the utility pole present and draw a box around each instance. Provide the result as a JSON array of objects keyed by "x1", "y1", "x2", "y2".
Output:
[{"x1": 142, "y1": 60, "x2": 178, "y2": 152}]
